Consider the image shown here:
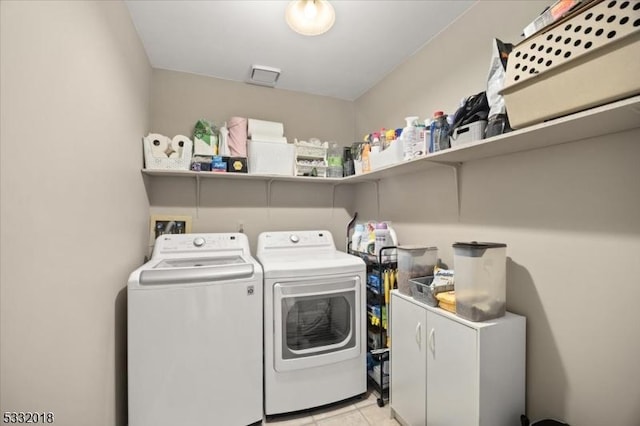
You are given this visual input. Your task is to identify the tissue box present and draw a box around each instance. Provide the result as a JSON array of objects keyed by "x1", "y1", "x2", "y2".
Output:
[
  {"x1": 211, "y1": 156, "x2": 228, "y2": 173},
  {"x1": 191, "y1": 155, "x2": 212, "y2": 172}
]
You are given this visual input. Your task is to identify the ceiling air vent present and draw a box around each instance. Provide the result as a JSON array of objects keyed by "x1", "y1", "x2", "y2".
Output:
[{"x1": 247, "y1": 65, "x2": 281, "y2": 88}]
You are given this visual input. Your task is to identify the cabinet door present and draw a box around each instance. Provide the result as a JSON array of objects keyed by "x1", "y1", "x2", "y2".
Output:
[
  {"x1": 426, "y1": 311, "x2": 478, "y2": 426},
  {"x1": 390, "y1": 294, "x2": 427, "y2": 426}
]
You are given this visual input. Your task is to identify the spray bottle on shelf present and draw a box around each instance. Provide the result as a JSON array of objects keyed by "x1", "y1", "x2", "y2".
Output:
[{"x1": 401, "y1": 116, "x2": 420, "y2": 161}]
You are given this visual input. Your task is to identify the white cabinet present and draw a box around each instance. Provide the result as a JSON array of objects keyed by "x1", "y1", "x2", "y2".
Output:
[
  {"x1": 389, "y1": 295, "x2": 427, "y2": 425},
  {"x1": 390, "y1": 291, "x2": 526, "y2": 426}
]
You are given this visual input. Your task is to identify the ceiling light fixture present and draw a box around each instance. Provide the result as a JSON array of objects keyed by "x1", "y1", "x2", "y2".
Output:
[{"x1": 285, "y1": 0, "x2": 335, "y2": 36}]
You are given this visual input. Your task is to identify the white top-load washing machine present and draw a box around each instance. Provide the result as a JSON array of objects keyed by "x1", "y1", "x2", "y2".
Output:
[
  {"x1": 257, "y1": 230, "x2": 366, "y2": 416},
  {"x1": 128, "y1": 233, "x2": 263, "y2": 426}
]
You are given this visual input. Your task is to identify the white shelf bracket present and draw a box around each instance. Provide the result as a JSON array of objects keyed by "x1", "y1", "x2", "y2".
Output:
[
  {"x1": 266, "y1": 179, "x2": 274, "y2": 220},
  {"x1": 453, "y1": 163, "x2": 462, "y2": 219},
  {"x1": 195, "y1": 174, "x2": 201, "y2": 218}
]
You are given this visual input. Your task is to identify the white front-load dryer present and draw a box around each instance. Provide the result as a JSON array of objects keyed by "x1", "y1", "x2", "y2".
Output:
[
  {"x1": 257, "y1": 230, "x2": 366, "y2": 416},
  {"x1": 128, "y1": 233, "x2": 263, "y2": 426}
]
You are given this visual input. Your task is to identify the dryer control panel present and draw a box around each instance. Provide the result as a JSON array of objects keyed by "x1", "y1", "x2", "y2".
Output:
[{"x1": 257, "y1": 230, "x2": 335, "y2": 252}]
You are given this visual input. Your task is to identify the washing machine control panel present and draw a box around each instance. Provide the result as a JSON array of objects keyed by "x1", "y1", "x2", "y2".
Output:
[{"x1": 154, "y1": 233, "x2": 250, "y2": 255}]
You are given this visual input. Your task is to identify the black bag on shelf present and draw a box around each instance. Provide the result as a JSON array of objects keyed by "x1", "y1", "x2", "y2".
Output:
[{"x1": 447, "y1": 91, "x2": 489, "y2": 138}]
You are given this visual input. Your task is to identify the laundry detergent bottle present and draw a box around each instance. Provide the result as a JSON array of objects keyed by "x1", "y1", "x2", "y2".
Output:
[{"x1": 374, "y1": 222, "x2": 395, "y2": 262}]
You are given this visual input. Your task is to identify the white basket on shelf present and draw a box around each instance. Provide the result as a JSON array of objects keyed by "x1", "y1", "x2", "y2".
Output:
[
  {"x1": 294, "y1": 140, "x2": 328, "y2": 158},
  {"x1": 143, "y1": 135, "x2": 193, "y2": 171},
  {"x1": 295, "y1": 161, "x2": 327, "y2": 177}
]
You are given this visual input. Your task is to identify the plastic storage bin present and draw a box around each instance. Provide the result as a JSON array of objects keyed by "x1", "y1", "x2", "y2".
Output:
[
  {"x1": 450, "y1": 120, "x2": 487, "y2": 147},
  {"x1": 370, "y1": 139, "x2": 403, "y2": 171},
  {"x1": 409, "y1": 276, "x2": 437, "y2": 306},
  {"x1": 502, "y1": 0, "x2": 640, "y2": 128},
  {"x1": 247, "y1": 140, "x2": 294, "y2": 175},
  {"x1": 409, "y1": 275, "x2": 455, "y2": 307},
  {"x1": 397, "y1": 246, "x2": 438, "y2": 296},
  {"x1": 453, "y1": 242, "x2": 507, "y2": 321}
]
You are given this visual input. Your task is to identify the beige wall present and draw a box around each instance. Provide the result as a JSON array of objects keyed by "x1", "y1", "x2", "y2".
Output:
[
  {"x1": 354, "y1": 1, "x2": 640, "y2": 425},
  {"x1": 148, "y1": 69, "x2": 359, "y2": 253},
  {"x1": 151, "y1": 69, "x2": 357, "y2": 145},
  {"x1": 356, "y1": 0, "x2": 549, "y2": 133},
  {"x1": 0, "y1": 2, "x2": 151, "y2": 426},
  {"x1": 146, "y1": 176, "x2": 355, "y2": 255}
]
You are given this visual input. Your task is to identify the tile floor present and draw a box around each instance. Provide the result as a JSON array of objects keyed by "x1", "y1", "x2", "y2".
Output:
[{"x1": 263, "y1": 389, "x2": 399, "y2": 426}]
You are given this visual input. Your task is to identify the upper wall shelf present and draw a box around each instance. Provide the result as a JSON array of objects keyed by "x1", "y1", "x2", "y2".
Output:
[
  {"x1": 142, "y1": 95, "x2": 640, "y2": 184},
  {"x1": 141, "y1": 168, "x2": 343, "y2": 184}
]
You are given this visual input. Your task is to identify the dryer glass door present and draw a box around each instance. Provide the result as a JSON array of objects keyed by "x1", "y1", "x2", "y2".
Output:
[{"x1": 274, "y1": 275, "x2": 361, "y2": 372}]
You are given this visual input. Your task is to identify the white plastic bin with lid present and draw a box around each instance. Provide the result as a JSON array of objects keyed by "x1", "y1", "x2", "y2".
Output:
[
  {"x1": 453, "y1": 242, "x2": 507, "y2": 321},
  {"x1": 396, "y1": 246, "x2": 438, "y2": 296},
  {"x1": 247, "y1": 140, "x2": 294, "y2": 175}
]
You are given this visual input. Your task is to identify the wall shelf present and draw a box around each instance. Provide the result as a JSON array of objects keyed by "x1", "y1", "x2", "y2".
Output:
[
  {"x1": 141, "y1": 169, "x2": 344, "y2": 184},
  {"x1": 142, "y1": 95, "x2": 640, "y2": 185}
]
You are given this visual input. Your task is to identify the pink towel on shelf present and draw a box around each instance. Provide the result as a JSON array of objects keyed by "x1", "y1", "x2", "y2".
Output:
[{"x1": 227, "y1": 116, "x2": 248, "y2": 157}]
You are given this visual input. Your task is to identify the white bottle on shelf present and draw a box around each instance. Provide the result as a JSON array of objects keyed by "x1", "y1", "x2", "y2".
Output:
[{"x1": 401, "y1": 116, "x2": 420, "y2": 161}]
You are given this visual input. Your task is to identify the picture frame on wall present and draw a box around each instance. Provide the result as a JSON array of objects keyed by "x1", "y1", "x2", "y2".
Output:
[{"x1": 149, "y1": 214, "x2": 192, "y2": 247}]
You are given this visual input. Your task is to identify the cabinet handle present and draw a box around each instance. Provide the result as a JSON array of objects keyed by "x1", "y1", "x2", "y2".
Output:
[
  {"x1": 415, "y1": 322, "x2": 422, "y2": 347},
  {"x1": 428, "y1": 328, "x2": 435, "y2": 357}
]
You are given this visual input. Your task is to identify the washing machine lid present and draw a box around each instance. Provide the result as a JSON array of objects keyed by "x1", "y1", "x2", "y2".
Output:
[{"x1": 138, "y1": 255, "x2": 255, "y2": 285}]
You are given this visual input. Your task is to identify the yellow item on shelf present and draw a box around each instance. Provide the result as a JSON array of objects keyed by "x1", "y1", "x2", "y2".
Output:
[
  {"x1": 384, "y1": 270, "x2": 390, "y2": 305},
  {"x1": 385, "y1": 128, "x2": 396, "y2": 141},
  {"x1": 370, "y1": 314, "x2": 380, "y2": 327},
  {"x1": 436, "y1": 291, "x2": 456, "y2": 313}
]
